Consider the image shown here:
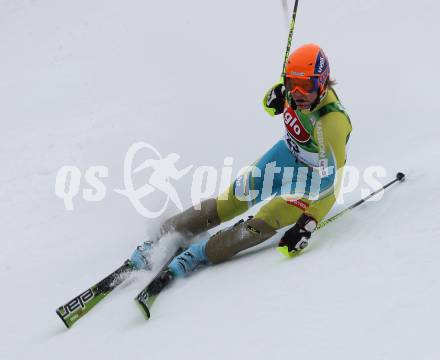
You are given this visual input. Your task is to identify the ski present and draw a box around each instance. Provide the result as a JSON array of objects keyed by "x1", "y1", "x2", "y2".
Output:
[
  {"x1": 56, "y1": 260, "x2": 134, "y2": 328},
  {"x1": 135, "y1": 247, "x2": 182, "y2": 320}
]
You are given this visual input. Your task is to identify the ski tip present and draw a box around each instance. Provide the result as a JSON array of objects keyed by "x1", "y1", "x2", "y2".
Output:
[
  {"x1": 135, "y1": 299, "x2": 151, "y2": 320},
  {"x1": 396, "y1": 172, "x2": 405, "y2": 182},
  {"x1": 277, "y1": 246, "x2": 298, "y2": 258},
  {"x1": 55, "y1": 308, "x2": 72, "y2": 329}
]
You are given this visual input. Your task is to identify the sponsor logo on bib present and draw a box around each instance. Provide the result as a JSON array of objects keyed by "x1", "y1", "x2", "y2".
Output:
[{"x1": 283, "y1": 108, "x2": 311, "y2": 143}]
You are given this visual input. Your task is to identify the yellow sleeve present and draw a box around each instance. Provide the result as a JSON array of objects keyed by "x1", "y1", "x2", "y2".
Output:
[{"x1": 305, "y1": 112, "x2": 352, "y2": 222}]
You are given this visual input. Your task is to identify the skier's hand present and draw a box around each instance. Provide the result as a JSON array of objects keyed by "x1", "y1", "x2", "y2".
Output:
[
  {"x1": 263, "y1": 83, "x2": 286, "y2": 116},
  {"x1": 278, "y1": 214, "x2": 317, "y2": 256}
]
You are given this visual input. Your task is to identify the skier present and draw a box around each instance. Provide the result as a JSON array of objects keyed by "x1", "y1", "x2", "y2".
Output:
[{"x1": 131, "y1": 43, "x2": 352, "y2": 283}]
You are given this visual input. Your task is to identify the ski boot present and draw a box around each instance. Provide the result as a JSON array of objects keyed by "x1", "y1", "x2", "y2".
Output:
[
  {"x1": 168, "y1": 239, "x2": 209, "y2": 277},
  {"x1": 130, "y1": 241, "x2": 155, "y2": 270}
]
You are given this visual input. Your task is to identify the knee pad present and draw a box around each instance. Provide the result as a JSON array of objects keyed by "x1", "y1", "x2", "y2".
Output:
[
  {"x1": 160, "y1": 198, "x2": 221, "y2": 237},
  {"x1": 205, "y1": 217, "x2": 276, "y2": 263}
]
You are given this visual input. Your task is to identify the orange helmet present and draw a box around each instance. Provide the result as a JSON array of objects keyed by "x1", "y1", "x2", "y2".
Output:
[{"x1": 284, "y1": 44, "x2": 330, "y2": 106}]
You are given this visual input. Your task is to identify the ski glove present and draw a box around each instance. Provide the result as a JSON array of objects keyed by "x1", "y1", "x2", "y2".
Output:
[
  {"x1": 263, "y1": 83, "x2": 286, "y2": 116},
  {"x1": 278, "y1": 214, "x2": 317, "y2": 254}
]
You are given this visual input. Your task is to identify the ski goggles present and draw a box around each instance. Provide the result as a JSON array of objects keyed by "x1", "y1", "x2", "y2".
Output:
[{"x1": 285, "y1": 76, "x2": 319, "y2": 95}]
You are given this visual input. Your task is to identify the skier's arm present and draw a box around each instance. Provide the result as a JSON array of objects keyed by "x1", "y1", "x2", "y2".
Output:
[
  {"x1": 262, "y1": 80, "x2": 286, "y2": 116},
  {"x1": 305, "y1": 112, "x2": 352, "y2": 222}
]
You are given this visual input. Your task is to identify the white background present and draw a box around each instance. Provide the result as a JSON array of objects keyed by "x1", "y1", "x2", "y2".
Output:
[{"x1": 1, "y1": 0, "x2": 439, "y2": 359}]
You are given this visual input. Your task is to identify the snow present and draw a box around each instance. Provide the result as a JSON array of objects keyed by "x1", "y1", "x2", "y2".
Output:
[{"x1": 1, "y1": 0, "x2": 439, "y2": 359}]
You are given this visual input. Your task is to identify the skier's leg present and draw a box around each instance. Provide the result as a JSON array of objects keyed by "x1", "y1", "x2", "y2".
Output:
[
  {"x1": 204, "y1": 216, "x2": 277, "y2": 263},
  {"x1": 131, "y1": 198, "x2": 221, "y2": 270},
  {"x1": 132, "y1": 191, "x2": 251, "y2": 271},
  {"x1": 164, "y1": 168, "x2": 341, "y2": 274},
  {"x1": 166, "y1": 193, "x2": 338, "y2": 275},
  {"x1": 253, "y1": 196, "x2": 306, "y2": 230},
  {"x1": 203, "y1": 193, "x2": 336, "y2": 266},
  {"x1": 160, "y1": 198, "x2": 221, "y2": 237},
  {"x1": 254, "y1": 189, "x2": 339, "y2": 231},
  {"x1": 167, "y1": 216, "x2": 277, "y2": 276},
  {"x1": 189, "y1": 193, "x2": 338, "y2": 268},
  {"x1": 203, "y1": 196, "x2": 310, "y2": 265}
]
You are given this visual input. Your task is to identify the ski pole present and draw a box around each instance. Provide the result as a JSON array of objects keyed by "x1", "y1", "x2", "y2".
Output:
[
  {"x1": 316, "y1": 172, "x2": 406, "y2": 230},
  {"x1": 281, "y1": 0, "x2": 300, "y2": 77},
  {"x1": 278, "y1": 172, "x2": 406, "y2": 257}
]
